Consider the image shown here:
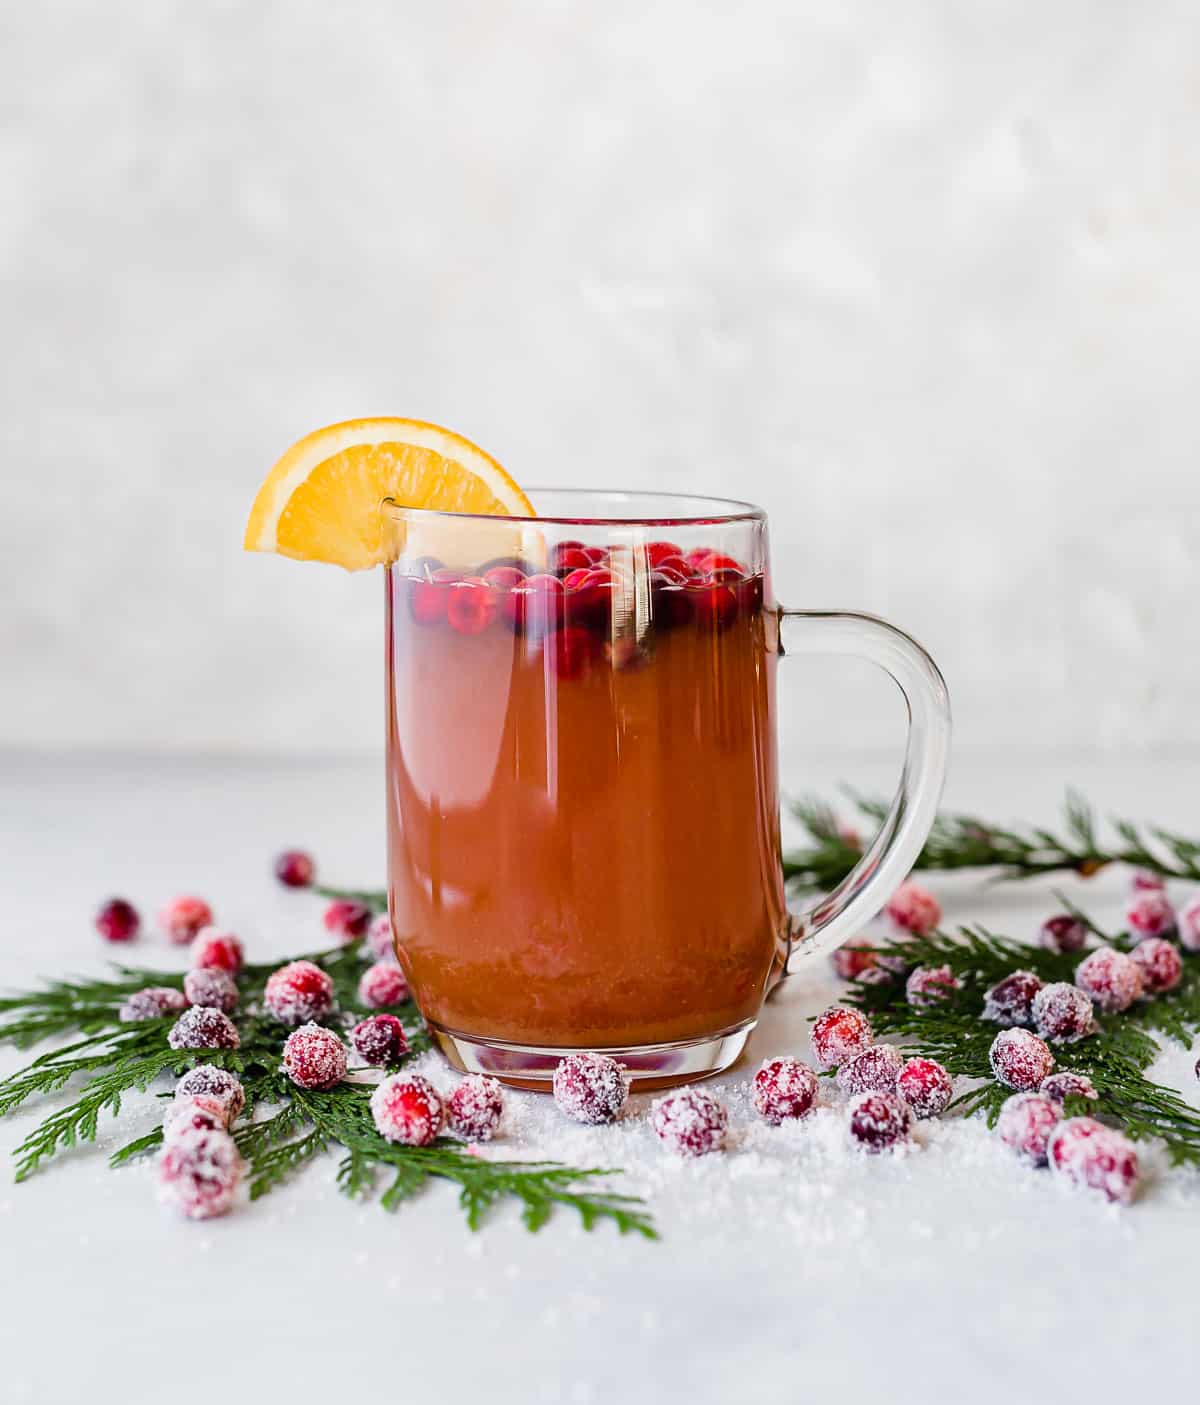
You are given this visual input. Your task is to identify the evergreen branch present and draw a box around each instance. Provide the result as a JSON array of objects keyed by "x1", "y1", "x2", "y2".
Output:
[
  {"x1": 0, "y1": 971, "x2": 185, "y2": 1049},
  {"x1": 109, "y1": 1127, "x2": 164, "y2": 1167}
]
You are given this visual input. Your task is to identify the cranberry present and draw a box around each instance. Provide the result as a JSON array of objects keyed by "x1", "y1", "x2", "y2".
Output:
[
  {"x1": 989, "y1": 1028, "x2": 1055, "y2": 1090},
  {"x1": 1129, "y1": 936, "x2": 1183, "y2": 994},
  {"x1": 552, "y1": 625, "x2": 599, "y2": 680},
  {"x1": 552, "y1": 1052, "x2": 628, "y2": 1124},
  {"x1": 157, "y1": 1128, "x2": 244, "y2": 1220},
  {"x1": 191, "y1": 928, "x2": 244, "y2": 974},
  {"x1": 1038, "y1": 914, "x2": 1087, "y2": 954},
  {"x1": 982, "y1": 969, "x2": 1043, "y2": 1027},
  {"x1": 830, "y1": 940, "x2": 880, "y2": 981},
  {"x1": 996, "y1": 1092, "x2": 1061, "y2": 1165},
  {"x1": 274, "y1": 849, "x2": 315, "y2": 888},
  {"x1": 358, "y1": 961, "x2": 409, "y2": 1009},
  {"x1": 1040, "y1": 1071, "x2": 1099, "y2": 1105},
  {"x1": 323, "y1": 899, "x2": 372, "y2": 943},
  {"x1": 550, "y1": 542, "x2": 592, "y2": 575},
  {"x1": 645, "y1": 541, "x2": 683, "y2": 568},
  {"x1": 366, "y1": 913, "x2": 397, "y2": 962},
  {"x1": 650, "y1": 1088, "x2": 728, "y2": 1156},
  {"x1": 503, "y1": 572, "x2": 564, "y2": 639},
  {"x1": 1032, "y1": 982, "x2": 1096, "y2": 1043},
  {"x1": 163, "y1": 1095, "x2": 229, "y2": 1140},
  {"x1": 264, "y1": 960, "x2": 334, "y2": 1025},
  {"x1": 175, "y1": 1066, "x2": 245, "y2": 1121},
  {"x1": 905, "y1": 964, "x2": 963, "y2": 1007},
  {"x1": 447, "y1": 1075, "x2": 505, "y2": 1142},
  {"x1": 95, "y1": 897, "x2": 140, "y2": 943},
  {"x1": 685, "y1": 549, "x2": 744, "y2": 574},
  {"x1": 183, "y1": 968, "x2": 239, "y2": 1014},
  {"x1": 837, "y1": 1043, "x2": 904, "y2": 1096},
  {"x1": 846, "y1": 1091, "x2": 912, "y2": 1153},
  {"x1": 1075, "y1": 946, "x2": 1144, "y2": 1013},
  {"x1": 446, "y1": 577, "x2": 499, "y2": 635},
  {"x1": 482, "y1": 564, "x2": 527, "y2": 592},
  {"x1": 159, "y1": 895, "x2": 214, "y2": 946},
  {"x1": 581, "y1": 545, "x2": 609, "y2": 567},
  {"x1": 690, "y1": 569, "x2": 741, "y2": 631},
  {"x1": 371, "y1": 1073, "x2": 444, "y2": 1146},
  {"x1": 407, "y1": 567, "x2": 458, "y2": 626},
  {"x1": 1179, "y1": 895, "x2": 1200, "y2": 953},
  {"x1": 351, "y1": 1013, "x2": 409, "y2": 1066},
  {"x1": 1048, "y1": 1117, "x2": 1140, "y2": 1203},
  {"x1": 1130, "y1": 869, "x2": 1166, "y2": 892},
  {"x1": 885, "y1": 881, "x2": 942, "y2": 937},
  {"x1": 810, "y1": 1005, "x2": 874, "y2": 1071},
  {"x1": 282, "y1": 1023, "x2": 347, "y2": 1089},
  {"x1": 562, "y1": 568, "x2": 616, "y2": 630},
  {"x1": 1127, "y1": 891, "x2": 1176, "y2": 940},
  {"x1": 168, "y1": 1007, "x2": 240, "y2": 1051},
  {"x1": 119, "y1": 986, "x2": 187, "y2": 1022},
  {"x1": 896, "y1": 1056, "x2": 953, "y2": 1119},
  {"x1": 752, "y1": 1056, "x2": 819, "y2": 1124},
  {"x1": 650, "y1": 572, "x2": 694, "y2": 630}
]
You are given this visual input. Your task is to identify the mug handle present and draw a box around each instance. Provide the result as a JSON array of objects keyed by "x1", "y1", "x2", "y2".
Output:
[{"x1": 776, "y1": 609, "x2": 951, "y2": 968}]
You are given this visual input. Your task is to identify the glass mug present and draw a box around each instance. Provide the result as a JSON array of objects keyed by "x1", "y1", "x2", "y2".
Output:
[{"x1": 382, "y1": 490, "x2": 950, "y2": 1089}]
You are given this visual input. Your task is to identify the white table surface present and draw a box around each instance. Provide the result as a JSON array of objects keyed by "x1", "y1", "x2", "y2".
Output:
[{"x1": 1, "y1": 751, "x2": 1197, "y2": 1405}]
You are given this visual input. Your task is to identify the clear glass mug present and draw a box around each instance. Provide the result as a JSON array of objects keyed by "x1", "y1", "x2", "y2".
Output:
[{"x1": 382, "y1": 490, "x2": 950, "y2": 1089}]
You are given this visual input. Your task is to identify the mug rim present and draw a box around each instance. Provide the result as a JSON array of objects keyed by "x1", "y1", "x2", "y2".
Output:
[{"x1": 381, "y1": 487, "x2": 767, "y2": 528}]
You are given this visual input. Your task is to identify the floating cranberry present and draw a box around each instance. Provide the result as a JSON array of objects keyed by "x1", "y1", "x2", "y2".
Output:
[
  {"x1": 831, "y1": 940, "x2": 880, "y2": 981},
  {"x1": 650, "y1": 572, "x2": 694, "y2": 630},
  {"x1": 282, "y1": 1023, "x2": 347, "y2": 1089},
  {"x1": 191, "y1": 928, "x2": 244, "y2": 974},
  {"x1": 1129, "y1": 936, "x2": 1183, "y2": 995},
  {"x1": 905, "y1": 965, "x2": 962, "y2": 1008},
  {"x1": 651, "y1": 1088, "x2": 728, "y2": 1156},
  {"x1": 810, "y1": 1005, "x2": 874, "y2": 1071},
  {"x1": 504, "y1": 572, "x2": 564, "y2": 639},
  {"x1": 550, "y1": 542, "x2": 592, "y2": 575},
  {"x1": 837, "y1": 1042, "x2": 904, "y2": 1096},
  {"x1": 996, "y1": 1092, "x2": 1061, "y2": 1165},
  {"x1": 563, "y1": 568, "x2": 616, "y2": 631},
  {"x1": 690, "y1": 569, "x2": 741, "y2": 631},
  {"x1": 552, "y1": 626, "x2": 598, "y2": 681},
  {"x1": 1048, "y1": 1117, "x2": 1140, "y2": 1204},
  {"x1": 371, "y1": 1073, "x2": 444, "y2": 1146},
  {"x1": 1179, "y1": 895, "x2": 1200, "y2": 953},
  {"x1": 897, "y1": 1057, "x2": 953, "y2": 1119},
  {"x1": 168, "y1": 1006, "x2": 240, "y2": 1051},
  {"x1": 686, "y1": 549, "x2": 744, "y2": 575},
  {"x1": 1040, "y1": 1071, "x2": 1099, "y2": 1105},
  {"x1": 358, "y1": 961, "x2": 409, "y2": 1009},
  {"x1": 366, "y1": 913, "x2": 397, "y2": 962},
  {"x1": 1127, "y1": 891, "x2": 1176, "y2": 940},
  {"x1": 447, "y1": 1075, "x2": 506, "y2": 1142},
  {"x1": 885, "y1": 881, "x2": 942, "y2": 936},
  {"x1": 1075, "y1": 946, "x2": 1144, "y2": 1013},
  {"x1": 163, "y1": 1094, "x2": 229, "y2": 1140},
  {"x1": 446, "y1": 577, "x2": 498, "y2": 636},
  {"x1": 482, "y1": 564, "x2": 527, "y2": 592},
  {"x1": 351, "y1": 1013, "x2": 409, "y2": 1066},
  {"x1": 274, "y1": 849, "x2": 315, "y2": 888},
  {"x1": 847, "y1": 1091, "x2": 912, "y2": 1153},
  {"x1": 95, "y1": 897, "x2": 140, "y2": 943},
  {"x1": 581, "y1": 545, "x2": 609, "y2": 567},
  {"x1": 1130, "y1": 869, "x2": 1166, "y2": 892},
  {"x1": 175, "y1": 1066, "x2": 245, "y2": 1121},
  {"x1": 323, "y1": 899, "x2": 372, "y2": 944},
  {"x1": 263, "y1": 960, "x2": 334, "y2": 1025},
  {"x1": 552, "y1": 1052, "x2": 628, "y2": 1124},
  {"x1": 159, "y1": 896, "x2": 214, "y2": 946},
  {"x1": 645, "y1": 541, "x2": 683, "y2": 568},
  {"x1": 119, "y1": 986, "x2": 188, "y2": 1022},
  {"x1": 982, "y1": 969, "x2": 1043, "y2": 1027},
  {"x1": 1038, "y1": 914, "x2": 1087, "y2": 954},
  {"x1": 989, "y1": 1028, "x2": 1055, "y2": 1090},
  {"x1": 752, "y1": 1056, "x2": 819, "y2": 1125},
  {"x1": 183, "y1": 968, "x2": 239, "y2": 1014},
  {"x1": 1032, "y1": 982, "x2": 1096, "y2": 1043},
  {"x1": 157, "y1": 1128, "x2": 244, "y2": 1220}
]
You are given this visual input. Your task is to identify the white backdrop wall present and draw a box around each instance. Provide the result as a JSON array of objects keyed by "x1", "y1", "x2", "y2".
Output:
[{"x1": 2, "y1": 1, "x2": 1198, "y2": 763}]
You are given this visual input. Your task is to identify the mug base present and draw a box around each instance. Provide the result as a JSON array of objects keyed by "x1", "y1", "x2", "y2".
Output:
[{"x1": 426, "y1": 1019, "x2": 755, "y2": 1092}]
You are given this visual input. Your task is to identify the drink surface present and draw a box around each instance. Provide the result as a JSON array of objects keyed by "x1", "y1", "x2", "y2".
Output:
[{"x1": 385, "y1": 544, "x2": 787, "y2": 1051}]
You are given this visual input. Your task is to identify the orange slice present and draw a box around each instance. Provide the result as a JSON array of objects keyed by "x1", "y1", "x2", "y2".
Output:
[{"x1": 244, "y1": 418, "x2": 534, "y2": 571}]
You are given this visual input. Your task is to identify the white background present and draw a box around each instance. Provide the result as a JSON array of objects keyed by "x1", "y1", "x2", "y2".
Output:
[{"x1": 3, "y1": 1, "x2": 1199, "y2": 764}]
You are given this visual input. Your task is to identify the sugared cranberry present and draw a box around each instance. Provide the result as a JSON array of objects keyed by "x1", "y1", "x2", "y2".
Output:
[
  {"x1": 552, "y1": 1052, "x2": 628, "y2": 1124},
  {"x1": 982, "y1": 969, "x2": 1043, "y2": 1027},
  {"x1": 650, "y1": 1088, "x2": 728, "y2": 1156},
  {"x1": 1179, "y1": 895, "x2": 1200, "y2": 953},
  {"x1": 263, "y1": 960, "x2": 334, "y2": 1025},
  {"x1": 1040, "y1": 1071, "x2": 1099, "y2": 1105},
  {"x1": 837, "y1": 1043, "x2": 904, "y2": 1096},
  {"x1": 1075, "y1": 946, "x2": 1144, "y2": 1013},
  {"x1": 366, "y1": 913, "x2": 397, "y2": 962},
  {"x1": 163, "y1": 1094, "x2": 229, "y2": 1140},
  {"x1": 358, "y1": 961, "x2": 409, "y2": 1009},
  {"x1": 810, "y1": 1005, "x2": 874, "y2": 1071},
  {"x1": 168, "y1": 1006, "x2": 240, "y2": 1051},
  {"x1": 351, "y1": 1013, "x2": 409, "y2": 1067},
  {"x1": 996, "y1": 1092, "x2": 1061, "y2": 1165},
  {"x1": 645, "y1": 541, "x2": 683, "y2": 568},
  {"x1": 885, "y1": 881, "x2": 942, "y2": 936},
  {"x1": 1129, "y1": 936, "x2": 1183, "y2": 994},
  {"x1": 831, "y1": 940, "x2": 880, "y2": 981},
  {"x1": 552, "y1": 626, "x2": 598, "y2": 681},
  {"x1": 191, "y1": 928, "x2": 244, "y2": 974},
  {"x1": 274, "y1": 849, "x2": 315, "y2": 888},
  {"x1": 989, "y1": 1028, "x2": 1055, "y2": 1090},
  {"x1": 370, "y1": 1073, "x2": 444, "y2": 1146},
  {"x1": 157, "y1": 1128, "x2": 244, "y2": 1220},
  {"x1": 446, "y1": 1075, "x2": 505, "y2": 1142},
  {"x1": 897, "y1": 1057, "x2": 953, "y2": 1119},
  {"x1": 1048, "y1": 1117, "x2": 1140, "y2": 1204},
  {"x1": 550, "y1": 542, "x2": 592, "y2": 575},
  {"x1": 183, "y1": 968, "x2": 239, "y2": 1013},
  {"x1": 282, "y1": 1023, "x2": 347, "y2": 1089},
  {"x1": 846, "y1": 1091, "x2": 912, "y2": 1153},
  {"x1": 752, "y1": 1056, "x2": 819, "y2": 1124},
  {"x1": 905, "y1": 965, "x2": 963, "y2": 1007},
  {"x1": 1032, "y1": 982, "x2": 1096, "y2": 1043},
  {"x1": 1038, "y1": 914, "x2": 1087, "y2": 954},
  {"x1": 175, "y1": 1066, "x2": 245, "y2": 1121},
  {"x1": 95, "y1": 897, "x2": 140, "y2": 943},
  {"x1": 119, "y1": 986, "x2": 187, "y2": 1022},
  {"x1": 690, "y1": 569, "x2": 741, "y2": 632},
  {"x1": 1127, "y1": 891, "x2": 1176, "y2": 940},
  {"x1": 323, "y1": 900, "x2": 371, "y2": 944},
  {"x1": 504, "y1": 572, "x2": 564, "y2": 639},
  {"x1": 159, "y1": 896, "x2": 214, "y2": 946},
  {"x1": 1130, "y1": 869, "x2": 1166, "y2": 892},
  {"x1": 446, "y1": 577, "x2": 498, "y2": 635}
]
